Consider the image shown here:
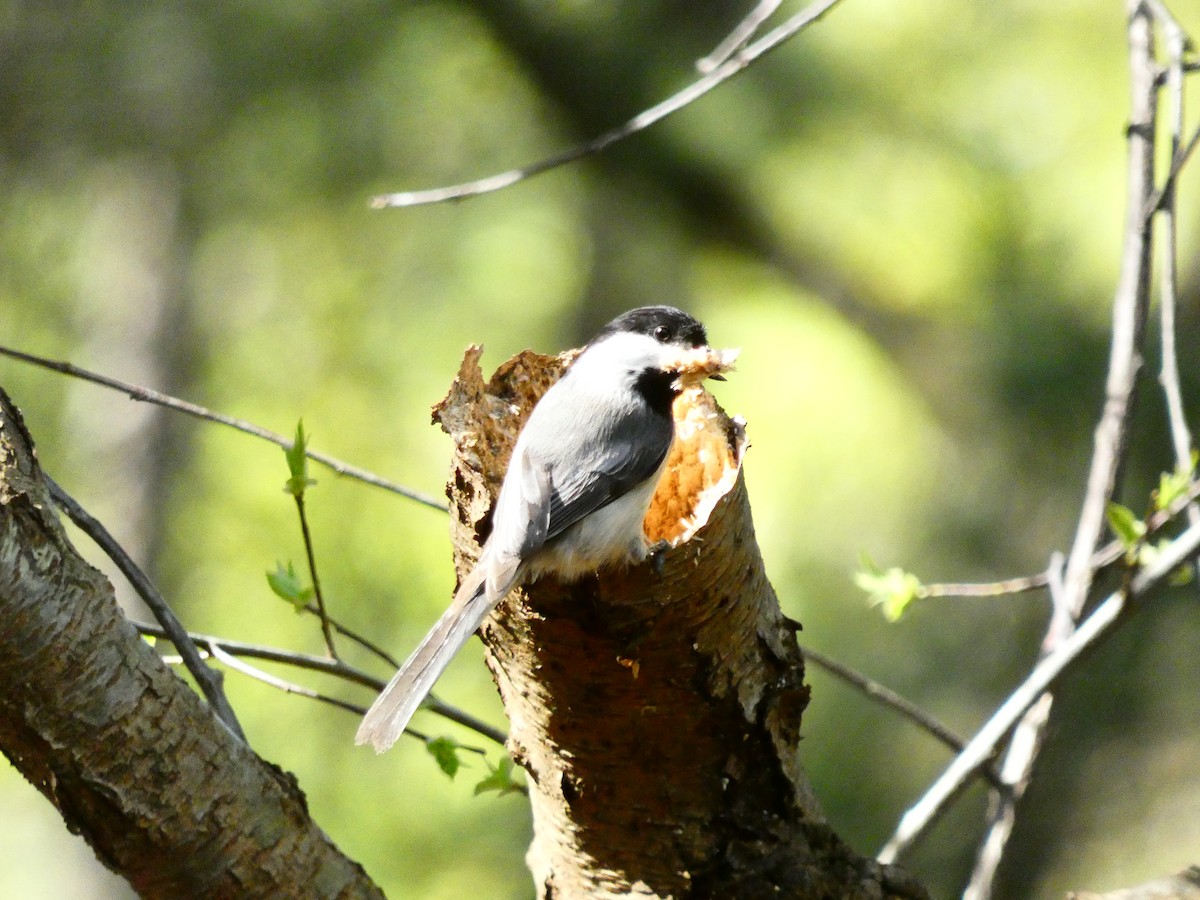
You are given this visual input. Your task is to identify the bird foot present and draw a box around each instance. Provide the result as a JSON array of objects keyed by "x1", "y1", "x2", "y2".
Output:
[{"x1": 647, "y1": 539, "x2": 671, "y2": 576}]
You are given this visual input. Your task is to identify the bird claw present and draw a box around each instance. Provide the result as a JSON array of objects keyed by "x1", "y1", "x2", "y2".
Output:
[{"x1": 647, "y1": 539, "x2": 671, "y2": 576}]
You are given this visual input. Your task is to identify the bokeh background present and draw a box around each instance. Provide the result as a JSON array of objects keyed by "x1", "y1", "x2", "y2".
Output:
[{"x1": 2, "y1": 1, "x2": 1199, "y2": 897}]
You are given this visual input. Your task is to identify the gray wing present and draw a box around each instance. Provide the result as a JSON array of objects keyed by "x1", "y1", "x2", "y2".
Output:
[
  {"x1": 501, "y1": 382, "x2": 674, "y2": 557},
  {"x1": 541, "y1": 418, "x2": 671, "y2": 544}
]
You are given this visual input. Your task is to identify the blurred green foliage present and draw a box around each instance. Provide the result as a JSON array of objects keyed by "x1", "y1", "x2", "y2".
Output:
[{"x1": 1, "y1": 1, "x2": 1198, "y2": 897}]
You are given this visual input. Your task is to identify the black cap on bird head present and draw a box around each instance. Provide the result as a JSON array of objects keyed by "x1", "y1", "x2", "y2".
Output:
[{"x1": 589, "y1": 306, "x2": 710, "y2": 350}]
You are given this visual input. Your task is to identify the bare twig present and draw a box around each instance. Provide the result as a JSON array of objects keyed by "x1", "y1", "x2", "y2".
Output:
[
  {"x1": 371, "y1": 0, "x2": 844, "y2": 208},
  {"x1": 298, "y1": 601, "x2": 399, "y2": 668},
  {"x1": 919, "y1": 574, "x2": 1050, "y2": 598},
  {"x1": 909, "y1": 480, "x2": 1200, "y2": 603},
  {"x1": 696, "y1": 0, "x2": 784, "y2": 73},
  {"x1": 0, "y1": 344, "x2": 448, "y2": 512},
  {"x1": 1142, "y1": 122, "x2": 1200, "y2": 219},
  {"x1": 136, "y1": 621, "x2": 508, "y2": 746},
  {"x1": 802, "y1": 644, "x2": 1004, "y2": 789},
  {"x1": 47, "y1": 476, "x2": 247, "y2": 742},
  {"x1": 1060, "y1": 0, "x2": 1157, "y2": 631},
  {"x1": 293, "y1": 491, "x2": 338, "y2": 659},
  {"x1": 950, "y1": 5, "x2": 1166, "y2": 892},
  {"x1": 962, "y1": 555, "x2": 1064, "y2": 900},
  {"x1": 1148, "y1": 0, "x2": 1199, "y2": 529},
  {"x1": 206, "y1": 642, "x2": 368, "y2": 717},
  {"x1": 878, "y1": 516, "x2": 1200, "y2": 864}
]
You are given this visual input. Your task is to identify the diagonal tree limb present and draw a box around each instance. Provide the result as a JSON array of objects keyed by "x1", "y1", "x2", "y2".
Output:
[
  {"x1": 0, "y1": 387, "x2": 385, "y2": 898},
  {"x1": 879, "y1": 516, "x2": 1200, "y2": 865},
  {"x1": 370, "y1": 0, "x2": 844, "y2": 208},
  {"x1": 134, "y1": 620, "x2": 509, "y2": 747},
  {"x1": 696, "y1": 0, "x2": 785, "y2": 73},
  {"x1": 884, "y1": 1, "x2": 1182, "y2": 879},
  {"x1": 801, "y1": 644, "x2": 1003, "y2": 788},
  {"x1": 960, "y1": 3, "x2": 1169, "y2": 895},
  {"x1": 45, "y1": 474, "x2": 247, "y2": 743},
  {"x1": 0, "y1": 343, "x2": 447, "y2": 511}
]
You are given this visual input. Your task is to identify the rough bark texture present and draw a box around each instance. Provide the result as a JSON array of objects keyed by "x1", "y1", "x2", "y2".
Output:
[
  {"x1": 433, "y1": 348, "x2": 927, "y2": 900},
  {"x1": 0, "y1": 388, "x2": 383, "y2": 900}
]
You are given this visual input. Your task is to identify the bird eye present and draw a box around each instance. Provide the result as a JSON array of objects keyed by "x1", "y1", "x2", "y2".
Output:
[{"x1": 653, "y1": 325, "x2": 671, "y2": 342}]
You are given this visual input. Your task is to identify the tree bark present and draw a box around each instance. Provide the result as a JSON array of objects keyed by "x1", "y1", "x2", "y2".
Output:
[
  {"x1": 434, "y1": 347, "x2": 927, "y2": 900},
  {"x1": 0, "y1": 387, "x2": 383, "y2": 900}
]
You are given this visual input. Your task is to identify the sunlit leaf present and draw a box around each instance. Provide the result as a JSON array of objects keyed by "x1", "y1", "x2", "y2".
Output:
[
  {"x1": 284, "y1": 420, "x2": 316, "y2": 498},
  {"x1": 426, "y1": 736, "x2": 463, "y2": 780},
  {"x1": 266, "y1": 560, "x2": 314, "y2": 612},
  {"x1": 474, "y1": 756, "x2": 523, "y2": 797},
  {"x1": 855, "y1": 554, "x2": 923, "y2": 621},
  {"x1": 1106, "y1": 503, "x2": 1146, "y2": 551},
  {"x1": 1153, "y1": 452, "x2": 1197, "y2": 512}
]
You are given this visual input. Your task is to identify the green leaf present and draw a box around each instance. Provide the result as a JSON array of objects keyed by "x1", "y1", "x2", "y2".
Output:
[
  {"x1": 474, "y1": 756, "x2": 523, "y2": 797},
  {"x1": 855, "y1": 555, "x2": 923, "y2": 622},
  {"x1": 284, "y1": 420, "x2": 317, "y2": 497},
  {"x1": 426, "y1": 736, "x2": 463, "y2": 780},
  {"x1": 266, "y1": 560, "x2": 314, "y2": 612},
  {"x1": 1105, "y1": 502, "x2": 1146, "y2": 550},
  {"x1": 1168, "y1": 561, "x2": 1196, "y2": 587},
  {"x1": 1138, "y1": 540, "x2": 1195, "y2": 586},
  {"x1": 1153, "y1": 452, "x2": 1197, "y2": 511}
]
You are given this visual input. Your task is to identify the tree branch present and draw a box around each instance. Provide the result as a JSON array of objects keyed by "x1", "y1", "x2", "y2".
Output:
[
  {"x1": 135, "y1": 621, "x2": 509, "y2": 747},
  {"x1": 0, "y1": 343, "x2": 447, "y2": 511},
  {"x1": 801, "y1": 644, "x2": 1004, "y2": 789},
  {"x1": 958, "y1": 4, "x2": 1193, "y2": 893},
  {"x1": 696, "y1": 0, "x2": 784, "y2": 74},
  {"x1": 878, "y1": 515, "x2": 1200, "y2": 864},
  {"x1": 0, "y1": 387, "x2": 385, "y2": 898},
  {"x1": 45, "y1": 475, "x2": 247, "y2": 742},
  {"x1": 370, "y1": 0, "x2": 844, "y2": 208},
  {"x1": 1148, "y1": 0, "x2": 1199, "y2": 529}
]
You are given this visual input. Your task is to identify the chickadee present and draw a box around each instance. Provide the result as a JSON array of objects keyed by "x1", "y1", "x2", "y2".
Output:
[{"x1": 356, "y1": 306, "x2": 731, "y2": 752}]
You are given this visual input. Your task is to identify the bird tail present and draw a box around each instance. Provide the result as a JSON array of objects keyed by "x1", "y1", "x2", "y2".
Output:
[{"x1": 355, "y1": 569, "x2": 493, "y2": 753}]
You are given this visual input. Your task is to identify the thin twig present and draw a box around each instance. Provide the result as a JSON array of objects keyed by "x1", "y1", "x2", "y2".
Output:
[
  {"x1": 1060, "y1": 0, "x2": 1157, "y2": 630},
  {"x1": 1141, "y1": 121, "x2": 1200, "y2": 220},
  {"x1": 912, "y1": 479, "x2": 1200, "y2": 602},
  {"x1": 47, "y1": 476, "x2": 247, "y2": 742},
  {"x1": 1149, "y1": 0, "x2": 1199, "y2": 529},
  {"x1": 802, "y1": 645, "x2": 1004, "y2": 790},
  {"x1": 206, "y1": 642, "x2": 369, "y2": 717},
  {"x1": 371, "y1": 0, "x2": 844, "y2": 208},
  {"x1": 294, "y1": 492, "x2": 338, "y2": 659},
  {"x1": 199, "y1": 642, "x2": 488, "y2": 759},
  {"x1": 0, "y1": 344, "x2": 448, "y2": 512},
  {"x1": 920, "y1": 574, "x2": 1050, "y2": 598},
  {"x1": 201, "y1": 643, "x2": 490, "y2": 755},
  {"x1": 299, "y1": 601, "x2": 399, "y2": 668},
  {"x1": 696, "y1": 0, "x2": 784, "y2": 73},
  {"x1": 140, "y1": 623, "x2": 379, "y2": 686},
  {"x1": 878, "y1": 516, "x2": 1200, "y2": 865},
  {"x1": 136, "y1": 620, "x2": 508, "y2": 746},
  {"x1": 948, "y1": 6, "x2": 1164, "y2": 891},
  {"x1": 963, "y1": 555, "x2": 1064, "y2": 900},
  {"x1": 962, "y1": 693, "x2": 1052, "y2": 900}
]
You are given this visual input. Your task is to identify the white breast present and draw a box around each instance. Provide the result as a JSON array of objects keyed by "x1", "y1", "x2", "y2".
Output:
[{"x1": 522, "y1": 459, "x2": 666, "y2": 583}]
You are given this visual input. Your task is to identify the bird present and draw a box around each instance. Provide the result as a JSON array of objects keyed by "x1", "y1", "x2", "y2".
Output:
[{"x1": 355, "y1": 305, "x2": 732, "y2": 752}]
